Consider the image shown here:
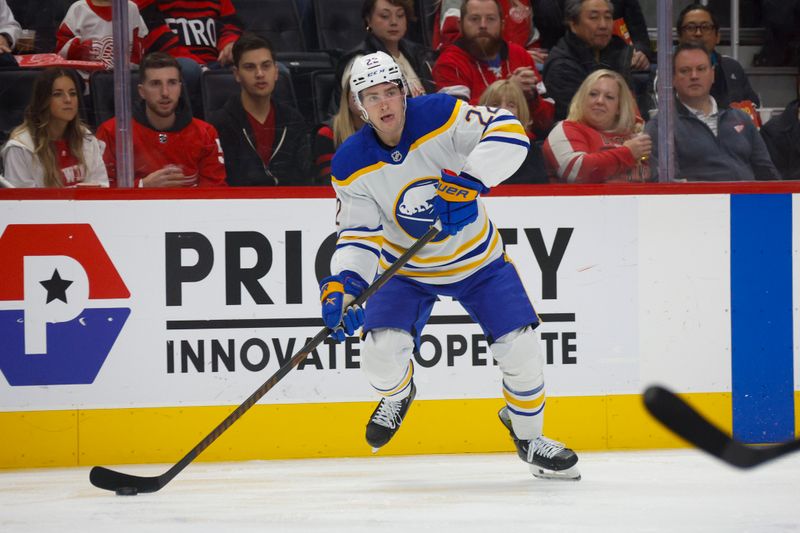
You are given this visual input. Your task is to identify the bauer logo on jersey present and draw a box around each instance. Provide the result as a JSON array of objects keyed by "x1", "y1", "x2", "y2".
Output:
[
  {"x1": 0, "y1": 224, "x2": 131, "y2": 386},
  {"x1": 394, "y1": 178, "x2": 448, "y2": 242}
]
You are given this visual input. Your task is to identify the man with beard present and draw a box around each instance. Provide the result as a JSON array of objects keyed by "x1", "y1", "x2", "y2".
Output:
[
  {"x1": 432, "y1": 0, "x2": 554, "y2": 136},
  {"x1": 542, "y1": 0, "x2": 637, "y2": 121},
  {"x1": 208, "y1": 34, "x2": 312, "y2": 186},
  {"x1": 96, "y1": 52, "x2": 227, "y2": 187}
]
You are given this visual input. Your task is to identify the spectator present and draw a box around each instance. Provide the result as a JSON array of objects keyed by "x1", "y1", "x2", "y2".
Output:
[
  {"x1": 479, "y1": 79, "x2": 547, "y2": 183},
  {"x1": 754, "y1": 0, "x2": 800, "y2": 67},
  {"x1": 610, "y1": 0, "x2": 652, "y2": 67},
  {"x1": 542, "y1": 0, "x2": 639, "y2": 122},
  {"x1": 96, "y1": 52, "x2": 227, "y2": 187},
  {"x1": 56, "y1": 0, "x2": 148, "y2": 71},
  {"x1": 543, "y1": 69, "x2": 650, "y2": 182},
  {"x1": 208, "y1": 34, "x2": 311, "y2": 186},
  {"x1": 1, "y1": 68, "x2": 108, "y2": 188},
  {"x1": 331, "y1": 0, "x2": 435, "y2": 116},
  {"x1": 313, "y1": 76, "x2": 365, "y2": 184},
  {"x1": 761, "y1": 96, "x2": 800, "y2": 180},
  {"x1": 645, "y1": 43, "x2": 778, "y2": 182},
  {"x1": 135, "y1": 0, "x2": 244, "y2": 115},
  {"x1": 432, "y1": 0, "x2": 563, "y2": 65},
  {"x1": 0, "y1": 0, "x2": 21, "y2": 53},
  {"x1": 433, "y1": 0, "x2": 554, "y2": 137},
  {"x1": 676, "y1": 2, "x2": 759, "y2": 109}
]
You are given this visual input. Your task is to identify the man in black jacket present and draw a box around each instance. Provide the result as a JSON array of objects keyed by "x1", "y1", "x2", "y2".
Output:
[
  {"x1": 208, "y1": 34, "x2": 312, "y2": 186},
  {"x1": 676, "y1": 2, "x2": 759, "y2": 109},
  {"x1": 543, "y1": 0, "x2": 635, "y2": 121}
]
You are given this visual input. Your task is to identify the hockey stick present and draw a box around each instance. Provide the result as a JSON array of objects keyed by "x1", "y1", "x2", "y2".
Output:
[
  {"x1": 90, "y1": 223, "x2": 441, "y2": 494},
  {"x1": 643, "y1": 385, "x2": 800, "y2": 469}
]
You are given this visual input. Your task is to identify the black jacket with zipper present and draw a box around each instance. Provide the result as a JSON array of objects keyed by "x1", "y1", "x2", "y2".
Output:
[{"x1": 208, "y1": 94, "x2": 312, "y2": 186}]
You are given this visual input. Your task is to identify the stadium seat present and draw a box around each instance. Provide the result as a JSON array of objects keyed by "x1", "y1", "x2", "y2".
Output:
[
  {"x1": 313, "y1": 0, "x2": 366, "y2": 56},
  {"x1": 234, "y1": 0, "x2": 307, "y2": 53},
  {"x1": 310, "y1": 70, "x2": 336, "y2": 126},
  {"x1": 200, "y1": 69, "x2": 298, "y2": 118},
  {"x1": 0, "y1": 69, "x2": 41, "y2": 144}
]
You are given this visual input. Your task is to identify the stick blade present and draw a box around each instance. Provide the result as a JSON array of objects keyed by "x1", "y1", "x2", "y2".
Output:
[{"x1": 90, "y1": 466, "x2": 164, "y2": 493}]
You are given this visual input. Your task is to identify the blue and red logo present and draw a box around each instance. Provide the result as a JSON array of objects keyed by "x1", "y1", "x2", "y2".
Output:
[{"x1": 0, "y1": 224, "x2": 130, "y2": 386}]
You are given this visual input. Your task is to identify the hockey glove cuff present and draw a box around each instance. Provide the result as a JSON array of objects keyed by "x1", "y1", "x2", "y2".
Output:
[
  {"x1": 320, "y1": 270, "x2": 369, "y2": 342},
  {"x1": 432, "y1": 169, "x2": 489, "y2": 236}
]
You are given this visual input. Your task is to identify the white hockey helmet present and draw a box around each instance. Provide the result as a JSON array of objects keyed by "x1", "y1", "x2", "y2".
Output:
[{"x1": 349, "y1": 51, "x2": 407, "y2": 122}]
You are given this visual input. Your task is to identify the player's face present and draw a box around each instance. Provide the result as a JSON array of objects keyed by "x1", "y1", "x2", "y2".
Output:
[
  {"x1": 581, "y1": 76, "x2": 620, "y2": 131},
  {"x1": 360, "y1": 82, "x2": 405, "y2": 142},
  {"x1": 48, "y1": 76, "x2": 79, "y2": 124},
  {"x1": 461, "y1": 0, "x2": 503, "y2": 57},
  {"x1": 673, "y1": 49, "x2": 715, "y2": 103},
  {"x1": 366, "y1": 0, "x2": 407, "y2": 47},
  {"x1": 678, "y1": 9, "x2": 720, "y2": 53},
  {"x1": 569, "y1": 0, "x2": 613, "y2": 50},
  {"x1": 139, "y1": 67, "x2": 182, "y2": 118},
  {"x1": 234, "y1": 48, "x2": 278, "y2": 99}
]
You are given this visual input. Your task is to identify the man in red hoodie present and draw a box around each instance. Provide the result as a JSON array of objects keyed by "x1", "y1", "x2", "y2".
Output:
[
  {"x1": 96, "y1": 52, "x2": 227, "y2": 187},
  {"x1": 432, "y1": 0, "x2": 554, "y2": 136}
]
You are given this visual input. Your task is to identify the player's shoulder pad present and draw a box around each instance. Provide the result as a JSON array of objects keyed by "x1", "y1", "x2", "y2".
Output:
[
  {"x1": 403, "y1": 93, "x2": 462, "y2": 140},
  {"x1": 331, "y1": 127, "x2": 378, "y2": 186}
]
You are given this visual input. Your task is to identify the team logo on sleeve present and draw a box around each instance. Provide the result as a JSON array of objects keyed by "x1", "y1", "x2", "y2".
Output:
[
  {"x1": 0, "y1": 224, "x2": 131, "y2": 386},
  {"x1": 393, "y1": 178, "x2": 448, "y2": 242}
]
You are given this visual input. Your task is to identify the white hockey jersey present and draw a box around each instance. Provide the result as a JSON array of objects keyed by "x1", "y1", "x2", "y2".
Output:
[
  {"x1": 56, "y1": 0, "x2": 147, "y2": 69},
  {"x1": 330, "y1": 93, "x2": 529, "y2": 285}
]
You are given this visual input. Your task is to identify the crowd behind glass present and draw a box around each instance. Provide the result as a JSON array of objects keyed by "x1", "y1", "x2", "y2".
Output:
[{"x1": 0, "y1": 0, "x2": 798, "y2": 188}]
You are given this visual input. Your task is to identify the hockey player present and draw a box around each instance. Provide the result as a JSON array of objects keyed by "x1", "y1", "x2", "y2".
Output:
[{"x1": 320, "y1": 51, "x2": 580, "y2": 480}]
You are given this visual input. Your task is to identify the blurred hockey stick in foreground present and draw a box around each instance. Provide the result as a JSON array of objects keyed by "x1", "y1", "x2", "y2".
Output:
[
  {"x1": 643, "y1": 385, "x2": 800, "y2": 469},
  {"x1": 90, "y1": 223, "x2": 441, "y2": 495}
]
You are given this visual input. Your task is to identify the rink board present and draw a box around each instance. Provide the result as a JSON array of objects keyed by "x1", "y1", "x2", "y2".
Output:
[{"x1": 0, "y1": 186, "x2": 797, "y2": 468}]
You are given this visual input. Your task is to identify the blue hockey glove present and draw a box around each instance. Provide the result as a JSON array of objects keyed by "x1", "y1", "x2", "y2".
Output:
[
  {"x1": 432, "y1": 169, "x2": 489, "y2": 236},
  {"x1": 319, "y1": 270, "x2": 369, "y2": 342}
]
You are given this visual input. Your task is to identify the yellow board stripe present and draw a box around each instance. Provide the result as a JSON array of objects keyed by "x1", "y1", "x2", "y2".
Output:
[
  {"x1": 503, "y1": 389, "x2": 545, "y2": 410},
  {"x1": 1, "y1": 391, "x2": 753, "y2": 469}
]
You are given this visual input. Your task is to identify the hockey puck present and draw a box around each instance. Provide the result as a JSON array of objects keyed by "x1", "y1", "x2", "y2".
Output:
[{"x1": 115, "y1": 486, "x2": 139, "y2": 496}]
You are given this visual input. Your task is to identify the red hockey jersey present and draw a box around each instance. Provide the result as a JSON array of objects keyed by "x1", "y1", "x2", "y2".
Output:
[
  {"x1": 135, "y1": 0, "x2": 242, "y2": 64},
  {"x1": 96, "y1": 101, "x2": 227, "y2": 187},
  {"x1": 542, "y1": 120, "x2": 650, "y2": 183}
]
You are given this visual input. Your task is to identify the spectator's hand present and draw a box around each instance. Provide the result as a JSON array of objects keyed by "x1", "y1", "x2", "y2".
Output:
[
  {"x1": 631, "y1": 49, "x2": 650, "y2": 71},
  {"x1": 217, "y1": 42, "x2": 234, "y2": 66},
  {"x1": 141, "y1": 166, "x2": 198, "y2": 188},
  {"x1": 528, "y1": 48, "x2": 548, "y2": 64},
  {"x1": 409, "y1": 84, "x2": 425, "y2": 97},
  {"x1": 509, "y1": 66, "x2": 539, "y2": 97},
  {"x1": 0, "y1": 34, "x2": 11, "y2": 53},
  {"x1": 623, "y1": 133, "x2": 652, "y2": 162},
  {"x1": 67, "y1": 39, "x2": 95, "y2": 61}
]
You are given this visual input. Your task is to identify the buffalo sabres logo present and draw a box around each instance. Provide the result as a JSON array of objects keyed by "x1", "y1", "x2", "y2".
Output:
[
  {"x1": 158, "y1": 133, "x2": 168, "y2": 144},
  {"x1": 393, "y1": 178, "x2": 448, "y2": 242},
  {"x1": 391, "y1": 150, "x2": 403, "y2": 162}
]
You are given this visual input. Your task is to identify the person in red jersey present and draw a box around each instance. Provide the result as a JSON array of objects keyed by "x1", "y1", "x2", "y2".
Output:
[
  {"x1": 96, "y1": 52, "x2": 226, "y2": 187},
  {"x1": 135, "y1": 0, "x2": 243, "y2": 116}
]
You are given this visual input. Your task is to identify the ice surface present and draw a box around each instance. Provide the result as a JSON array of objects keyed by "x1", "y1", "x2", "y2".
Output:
[{"x1": 1, "y1": 450, "x2": 799, "y2": 532}]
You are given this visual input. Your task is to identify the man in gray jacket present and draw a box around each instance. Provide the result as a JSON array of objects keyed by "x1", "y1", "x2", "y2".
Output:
[
  {"x1": 646, "y1": 43, "x2": 778, "y2": 182},
  {"x1": 0, "y1": 0, "x2": 21, "y2": 53}
]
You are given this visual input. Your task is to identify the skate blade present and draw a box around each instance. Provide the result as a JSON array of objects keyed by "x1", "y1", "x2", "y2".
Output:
[
  {"x1": 530, "y1": 464, "x2": 581, "y2": 481},
  {"x1": 371, "y1": 447, "x2": 380, "y2": 454}
]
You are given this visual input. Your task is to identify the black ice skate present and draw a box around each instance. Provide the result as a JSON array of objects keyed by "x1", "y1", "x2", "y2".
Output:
[
  {"x1": 366, "y1": 382, "x2": 416, "y2": 452},
  {"x1": 498, "y1": 406, "x2": 581, "y2": 480}
]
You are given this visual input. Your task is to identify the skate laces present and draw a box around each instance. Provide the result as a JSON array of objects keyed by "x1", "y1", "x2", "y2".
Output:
[
  {"x1": 372, "y1": 397, "x2": 403, "y2": 429},
  {"x1": 528, "y1": 436, "x2": 566, "y2": 461}
]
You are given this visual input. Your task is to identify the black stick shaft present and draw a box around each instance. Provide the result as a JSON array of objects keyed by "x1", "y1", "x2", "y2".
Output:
[{"x1": 91, "y1": 224, "x2": 440, "y2": 493}]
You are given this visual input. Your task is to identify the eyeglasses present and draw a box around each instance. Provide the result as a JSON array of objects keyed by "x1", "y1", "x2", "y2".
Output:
[{"x1": 680, "y1": 22, "x2": 716, "y2": 34}]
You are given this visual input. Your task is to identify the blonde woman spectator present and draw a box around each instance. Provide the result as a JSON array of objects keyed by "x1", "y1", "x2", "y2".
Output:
[
  {"x1": 313, "y1": 78, "x2": 365, "y2": 183},
  {"x1": 1, "y1": 68, "x2": 108, "y2": 188},
  {"x1": 479, "y1": 79, "x2": 547, "y2": 183},
  {"x1": 543, "y1": 69, "x2": 650, "y2": 183}
]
